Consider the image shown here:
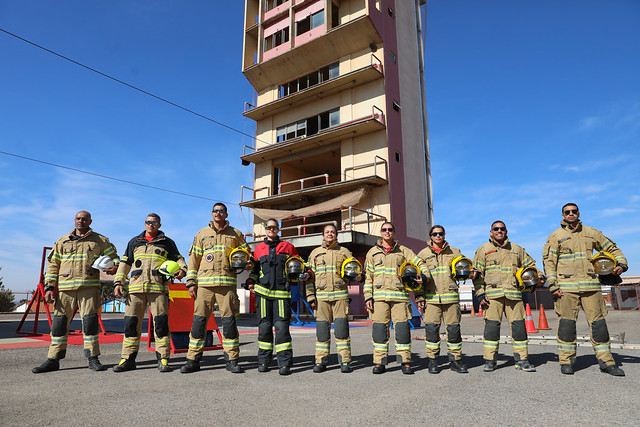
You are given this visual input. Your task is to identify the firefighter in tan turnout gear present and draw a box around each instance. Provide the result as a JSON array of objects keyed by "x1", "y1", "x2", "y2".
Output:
[
  {"x1": 180, "y1": 203, "x2": 251, "y2": 374},
  {"x1": 364, "y1": 222, "x2": 427, "y2": 375},
  {"x1": 417, "y1": 225, "x2": 474, "y2": 374},
  {"x1": 33, "y1": 211, "x2": 119, "y2": 373},
  {"x1": 543, "y1": 203, "x2": 628, "y2": 376},
  {"x1": 305, "y1": 224, "x2": 358, "y2": 373},
  {"x1": 112, "y1": 213, "x2": 187, "y2": 373},
  {"x1": 473, "y1": 220, "x2": 538, "y2": 373}
]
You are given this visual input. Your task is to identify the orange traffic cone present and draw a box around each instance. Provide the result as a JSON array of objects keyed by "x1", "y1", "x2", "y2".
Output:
[
  {"x1": 525, "y1": 303, "x2": 538, "y2": 334},
  {"x1": 477, "y1": 304, "x2": 483, "y2": 317},
  {"x1": 537, "y1": 304, "x2": 550, "y2": 330},
  {"x1": 470, "y1": 304, "x2": 476, "y2": 316}
]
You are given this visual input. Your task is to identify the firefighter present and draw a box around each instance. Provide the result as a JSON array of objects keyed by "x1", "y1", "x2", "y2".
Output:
[
  {"x1": 246, "y1": 218, "x2": 299, "y2": 375},
  {"x1": 543, "y1": 203, "x2": 628, "y2": 376},
  {"x1": 33, "y1": 211, "x2": 119, "y2": 373},
  {"x1": 364, "y1": 221, "x2": 427, "y2": 375},
  {"x1": 305, "y1": 223, "x2": 358, "y2": 373},
  {"x1": 180, "y1": 203, "x2": 251, "y2": 374},
  {"x1": 417, "y1": 225, "x2": 475, "y2": 374},
  {"x1": 112, "y1": 213, "x2": 187, "y2": 373},
  {"x1": 473, "y1": 220, "x2": 538, "y2": 372}
]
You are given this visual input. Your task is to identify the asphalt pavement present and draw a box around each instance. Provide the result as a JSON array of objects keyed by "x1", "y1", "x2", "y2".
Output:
[{"x1": 1, "y1": 309, "x2": 639, "y2": 426}]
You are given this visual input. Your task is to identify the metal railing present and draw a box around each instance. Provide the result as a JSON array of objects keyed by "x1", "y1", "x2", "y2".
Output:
[
  {"x1": 279, "y1": 173, "x2": 329, "y2": 194},
  {"x1": 343, "y1": 155, "x2": 387, "y2": 181},
  {"x1": 240, "y1": 185, "x2": 270, "y2": 203},
  {"x1": 344, "y1": 207, "x2": 387, "y2": 235}
]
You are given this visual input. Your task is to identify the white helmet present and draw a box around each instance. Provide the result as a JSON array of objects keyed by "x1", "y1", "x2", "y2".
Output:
[{"x1": 92, "y1": 255, "x2": 114, "y2": 271}]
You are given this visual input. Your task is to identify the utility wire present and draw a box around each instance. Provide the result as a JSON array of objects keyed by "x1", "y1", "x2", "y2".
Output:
[
  {"x1": 0, "y1": 27, "x2": 271, "y2": 147},
  {"x1": 0, "y1": 150, "x2": 237, "y2": 205}
]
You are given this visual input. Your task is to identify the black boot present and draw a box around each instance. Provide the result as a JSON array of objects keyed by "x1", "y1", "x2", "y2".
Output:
[
  {"x1": 180, "y1": 359, "x2": 200, "y2": 374},
  {"x1": 372, "y1": 364, "x2": 386, "y2": 374},
  {"x1": 113, "y1": 356, "x2": 136, "y2": 372},
  {"x1": 313, "y1": 363, "x2": 327, "y2": 373},
  {"x1": 32, "y1": 358, "x2": 59, "y2": 374},
  {"x1": 401, "y1": 363, "x2": 414, "y2": 375},
  {"x1": 88, "y1": 356, "x2": 106, "y2": 371},
  {"x1": 428, "y1": 358, "x2": 439, "y2": 374},
  {"x1": 340, "y1": 362, "x2": 353, "y2": 373},
  {"x1": 450, "y1": 359, "x2": 468, "y2": 374},
  {"x1": 226, "y1": 359, "x2": 244, "y2": 373}
]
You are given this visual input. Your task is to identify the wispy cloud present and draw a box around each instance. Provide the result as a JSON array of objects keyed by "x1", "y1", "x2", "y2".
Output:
[{"x1": 599, "y1": 208, "x2": 634, "y2": 217}]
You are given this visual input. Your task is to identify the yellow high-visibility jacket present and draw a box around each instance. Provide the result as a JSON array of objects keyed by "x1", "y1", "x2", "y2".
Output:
[
  {"x1": 543, "y1": 220, "x2": 628, "y2": 293},
  {"x1": 473, "y1": 238, "x2": 536, "y2": 301},
  {"x1": 44, "y1": 229, "x2": 119, "y2": 291}
]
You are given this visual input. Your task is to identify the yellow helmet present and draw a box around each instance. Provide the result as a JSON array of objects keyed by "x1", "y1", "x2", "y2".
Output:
[
  {"x1": 341, "y1": 257, "x2": 362, "y2": 281},
  {"x1": 592, "y1": 251, "x2": 617, "y2": 276},
  {"x1": 158, "y1": 260, "x2": 181, "y2": 277},
  {"x1": 516, "y1": 266, "x2": 539, "y2": 291},
  {"x1": 399, "y1": 262, "x2": 422, "y2": 292},
  {"x1": 228, "y1": 247, "x2": 251, "y2": 274},
  {"x1": 450, "y1": 256, "x2": 473, "y2": 281},
  {"x1": 285, "y1": 256, "x2": 305, "y2": 282}
]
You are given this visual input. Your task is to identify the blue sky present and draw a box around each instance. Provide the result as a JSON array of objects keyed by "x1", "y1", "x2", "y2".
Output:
[{"x1": 1, "y1": 1, "x2": 639, "y2": 295}]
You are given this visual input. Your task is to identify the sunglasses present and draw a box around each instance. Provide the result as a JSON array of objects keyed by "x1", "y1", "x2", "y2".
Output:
[
  {"x1": 430, "y1": 232, "x2": 444, "y2": 237},
  {"x1": 145, "y1": 220, "x2": 159, "y2": 225},
  {"x1": 563, "y1": 209, "x2": 579, "y2": 215},
  {"x1": 265, "y1": 225, "x2": 279, "y2": 231},
  {"x1": 381, "y1": 227, "x2": 394, "y2": 232},
  {"x1": 212, "y1": 209, "x2": 227, "y2": 214},
  {"x1": 491, "y1": 226, "x2": 507, "y2": 231}
]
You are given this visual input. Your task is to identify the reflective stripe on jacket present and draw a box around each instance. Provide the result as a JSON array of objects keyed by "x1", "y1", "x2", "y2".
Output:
[
  {"x1": 364, "y1": 240, "x2": 426, "y2": 302},
  {"x1": 45, "y1": 229, "x2": 119, "y2": 291},
  {"x1": 543, "y1": 220, "x2": 628, "y2": 293},
  {"x1": 306, "y1": 241, "x2": 353, "y2": 301},
  {"x1": 472, "y1": 238, "x2": 536, "y2": 301},
  {"x1": 186, "y1": 221, "x2": 248, "y2": 288},
  {"x1": 114, "y1": 231, "x2": 187, "y2": 293},
  {"x1": 417, "y1": 241, "x2": 463, "y2": 304},
  {"x1": 250, "y1": 237, "x2": 298, "y2": 300}
]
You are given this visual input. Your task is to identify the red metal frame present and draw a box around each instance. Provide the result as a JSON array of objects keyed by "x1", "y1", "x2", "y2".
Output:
[
  {"x1": 17, "y1": 246, "x2": 107, "y2": 336},
  {"x1": 146, "y1": 282, "x2": 223, "y2": 354}
]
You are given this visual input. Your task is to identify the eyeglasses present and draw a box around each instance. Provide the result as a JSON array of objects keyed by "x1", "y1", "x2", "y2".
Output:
[
  {"x1": 212, "y1": 209, "x2": 227, "y2": 214},
  {"x1": 265, "y1": 225, "x2": 279, "y2": 231},
  {"x1": 563, "y1": 209, "x2": 579, "y2": 215},
  {"x1": 430, "y1": 232, "x2": 444, "y2": 237},
  {"x1": 381, "y1": 228, "x2": 394, "y2": 232},
  {"x1": 491, "y1": 226, "x2": 507, "y2": 232},
  {"x1": 145, "y1": 220, "x2": 159, "y2": 226}
]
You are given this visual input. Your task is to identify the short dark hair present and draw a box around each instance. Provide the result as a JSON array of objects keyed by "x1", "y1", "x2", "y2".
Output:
[
  {"x1": 212, "y1": 202, "x2": 227, "y2": 212},
  {"x1": 381, "y1": 221, "x2": 395, "y2": 231},
  {"x1": 562, "y1": 202, "x2": 579, "y2": 212},
  {"x1": 491, "y1": 220, "x2": 506, "y2": 228},
  {"x1": 429, "y1": 224, "x2": 445, "y2": 235},
  {"x1": 146, "y1": 213, "x2": 161, "y2": 223},
  {"x1": 323, "y1": 223, "x2": 337, "y2": 233},
  {"x1": 264, "y1": 218, "x2": 279, "y2": 227}
]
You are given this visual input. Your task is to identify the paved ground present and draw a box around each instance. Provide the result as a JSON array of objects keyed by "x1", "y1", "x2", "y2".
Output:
[{"x1": 1, "y1": 309, "x2": 639, "y2": 426}]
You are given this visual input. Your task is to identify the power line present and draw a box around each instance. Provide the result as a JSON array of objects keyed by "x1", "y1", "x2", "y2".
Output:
[
  {"x1": 0, "y1": 27, "x2": 270, "y2": 147},
  {"x1": 0, "y1": 150, "x2": 237, "y2": 205}
]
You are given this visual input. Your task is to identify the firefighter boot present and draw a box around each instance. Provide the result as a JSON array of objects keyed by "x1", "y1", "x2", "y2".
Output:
[
  {"x1": 278, "y1": 366, "x2": 291, "y2": 376},
  {"x1": 180, "y1": 359, "x2": 200, "y2": 374},
  {"x1": 428, "y1": 358, "x2": 439, "y2": 374},
  {"x1": 226, "y1": 360, "x2": 244, "y2": 374},
  {"x1": 258, "y1": 364, "x2": 270, "y2": 373},
  {"x1": 372, "y1": 364, "x2": 386, "y2": 374},
  {"x1": 483, "y1": 360, "x2": 497, "y2": 372},
  {"x1": 340, "y1": 362, "x2": 353, "y2": 373},
  {"x1": 88, "y1": 356, "x2": 106, "y2": 371},
  {"x1": 515, "y1": 359, "x2": 536, "y2": 372},
  {"x1": 313, "y1": 363, "x2": 327, "y2": 373},
  {"x1": 401, "y1": 363, "x2": 414, "y2": 375},
  {"x1": 158, "y1": 359, "x2": 171, "y2": 373},
  {"x1": 113, "y1": 355, "x2": 136, "y2": 372},
  {"x1": 450, "y1": 359, "x2": 469, "y2": 374},
  {"x1": 32, "y1": 358, "x2": 60, "y2": 374},
  {"x1": 601, "y1": 365, "x2": 625, "y2": 376},
  {"x1": 560, "y1": 364, "x2": 574, "y2": 375}
]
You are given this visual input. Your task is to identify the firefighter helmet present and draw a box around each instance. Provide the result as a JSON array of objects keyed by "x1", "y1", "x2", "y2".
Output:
[
  {"x1": 399, "y1": 262, "x2": 422, "y2": 292},
  {"x1": 158, "y1": 260, "x2": 181, "y2": 277},
  {"x1": 228, "y1": 247, "x2": 251, "y2": 274},
  {"x1": 341, "y1": 258, "x2": 362, "y2": 281},
  {"x1": 286, "y1": 256, "x2": 305, "y2": 282},
  {"x1": 592, "y1": 251, "x2": 617, "y2": 276},
  {"x1": 516, "y1": 266, "x2": 539, "y2": 291},
  {"x1": 91, "y1": 255, "x2": 114, "y2": 271},
  {"x1": 450, "y1": 256, "x2": 473, "y2": 281}
]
